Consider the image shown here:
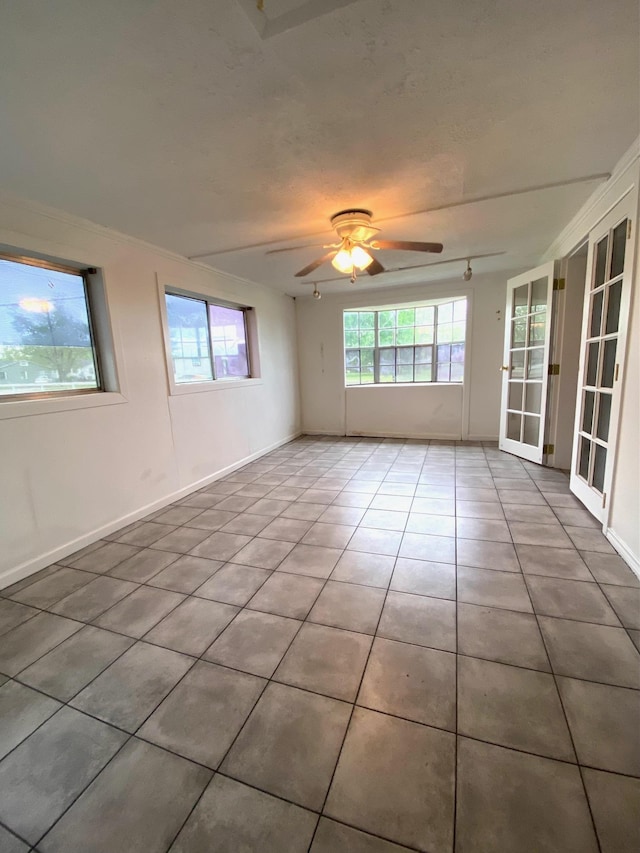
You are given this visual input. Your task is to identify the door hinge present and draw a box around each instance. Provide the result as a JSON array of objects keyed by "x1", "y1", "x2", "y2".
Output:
[
  {"x1": 543, "y1": 444, "x2": 555, "y2": 455},
  {"x1": 548, "y1": 363, "x2": 560, "y2": 375},
  {"x1": 553, "y1": 278, "x2": 565, "y2": 291},
  {"x1": 627, "y1": 220, "x2": 632, "y2": 239},
  {"x1": 602, "y1": 492, "x2": 607, "y2": 508},
  {"x1": 615, "y1": 363, "x2": 620, "y2": 382}
]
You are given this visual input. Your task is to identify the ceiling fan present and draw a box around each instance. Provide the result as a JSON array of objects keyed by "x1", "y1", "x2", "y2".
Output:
[{"x1": 267, "y1": 209, "x2": 443, "y2": 282}]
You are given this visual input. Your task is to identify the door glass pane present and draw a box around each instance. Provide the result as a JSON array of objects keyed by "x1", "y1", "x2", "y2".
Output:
[
  {"x1": 601, "y1": 339, "x2": 617, "y2": 388},
  {"x1": 586, "y1": 342, "x2": 599, "y2": 386},
  {"x1": 605, "y1": 279, "x2": 622, "y2": 335},
  {"x1": 594, "y1": 236, "x2": 608, "y2": 287},
  {"x1": 511, "y1": 350, "x2": 525, "y2": 379},
  {"x1": 507, "y1": 412, "x2": 522, "y2": 441},
  {"x1": 508, "y1": 382, "x2": 523, "y2": 410},
  {"x1": 527, "y1": 348, "x2": 544, "y2": 379},
  {"x1": 530, "y1": 278, "x2": 547, "y2": 312},
  {"x1": 592, "y1": 444, "x2": 607, "y2": 492},
  {"x1": 578, "y1": 437, "x2": 590, "y2": 480},
  {"x1": 525, "y1": 382, "x2": 542, "y2": 414},
  {"x1": 528, "y1": 313, "x2": 546, "y2": 343},
  {"x1": 610, "y1": 220, "x2": 627, "y2": 279},
  {"x1": 596, "y1": 393, "x2": 612, "y2": 442},
  {"x1": 512, "y1": 318, "x2": 527, "y2": 347},
  {"x1": 582, "y1": 390, "x2": 595, "y2": 434},
  {"x1": 523, "y1": 415, "x2": 540, "y2": 446},
  {"x1": 589, "y1": 290, "x2": 603, "y2": 338},
  {"x1": 513, "y1": 284, "x2": 529, "y2": 317}
]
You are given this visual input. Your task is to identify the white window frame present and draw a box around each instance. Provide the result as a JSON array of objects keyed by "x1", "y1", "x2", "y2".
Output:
[
  {"x1": 0, "y1": 246, "x2": 125, "y2": 421},
  {"x1": 158, "y1": 279, "x2": 262, "y2": 395}
]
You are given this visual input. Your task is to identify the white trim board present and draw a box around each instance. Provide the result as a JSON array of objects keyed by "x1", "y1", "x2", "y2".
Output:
[
  {"x1": 606, "y1": 529, "x2": 640, "y2": 581},
  {"x1": 0, "y1": 431, "x2": 302, "y2": 591}
]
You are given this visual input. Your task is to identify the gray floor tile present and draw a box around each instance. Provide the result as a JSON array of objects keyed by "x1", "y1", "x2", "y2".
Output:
[
  {"x1": 0, "y1": 825, "x2": 29, "y2": 853},
  {"x1": 458, "y1": 565, "x2": 533, "y2": 613},
  {"x1": 457, "y1": 603, "x2": 550, "y2": 671},
  {"x1": 508, "y1": 521, "x2": 574, "y2": 549},
  {"x1": 204, "y1": 609, "x2": 301, "y2": 676},
  {"x1": 398, "y1": 532, "x2": 456, "y2": 563},
  {"x1": 378, "y1": 591, "x2": 456, "y2": 652},
  {"x1": 0, "y1": 599, "x2": 38, "y2": 637},
  {"x1": 539, "y1": 617, "x2": 640, "y2": 688},
  {"x1": 147, "y1": 555, "x2": 223, "y2": 593},
  {"x1": 325, "y1": 707, "x2": 455, "y2": 852},
  {"x1": 457, "y1": 517, "x2": 512, "y2": 542},
  {"x1": 0, "y1": 680, "x2": 60, "y2": 760},
  {"x1": 601, "y1": 584, "x2": 640, "y2": 628},
  {"x1": 50, "y1": 575, "x2": 138, "y2": 621},
  {"x1": 154, "y1": 506, "x2": 207, "y2": 525},
  {"x1": 582, "y1": 768, "x2": 640, "y2": 853},
  {"x1": 246, "y1": 497, "x2": 292, "y2": 515},
  {"x1": 557, "y1": 677, "x2": 640, "y2": 775},
  {"x1": 497, "y1": 489, "x2": 546, "y2": 505},
  {"x1": 18, "y1": 625, "x2": 133, "y2": 701},
  {"x1": 149, "y1": 527, "x2": 211, "y2": 554},
  {"x1": 280, "y1": 501, "x2": 328, "y2": 519},
  {"x1": 0, "y1": 706, "x2": 126, "y2": 844},
  {"x1": 308, "y1": 581, "x2": 385, "y2": 634},
  {"x1": 630, "y1": 629, "x2": 640, "y2": 652},
  {"x1": 358, "y1": 637, "x2": 456, "y2": 730},
  {"x1": 144, "y1": 597, "x2": 238, "y2": 655},
  {"x1": 526, "y1": 574, "x2": 620, "y2": 624},
  {"x1": 318, "y1": 505, "x2": 367, "y2": 525},
  {"x1": 456, "y1": 737, "x2": 598, "y2": 852},
  {"x1": 232, "y1": 537, "x2": 295, "y2": 569},
  {"x1": 247, "y1": 572, "x2": 324, "y2": 619},
  {"x1": 39, "y1": 738, "x2": 210, "y2": 853},
  {"x1": 70, "y1": 642, "x2": 193, "y2": 731},
  {"x1": 1, "y1": 566, "x2": 60, "y2": 597},
  {"x1": 411, "y1": 497, "x2": 455, "y2": 516},
  {"x1": 195, "y1": 562, "x2": 270, "y2": 605},
  {"x1": 458, "y1": 656, "x2": 574, "y2": 760},
  {"x1": 113, "y1": 521, "x2": 178, "y2": 546},
  {"x1": 94, "y1": 586, "x2": 185, "y2": 638},
  {"x1": 456, "y1": 538, "x2": 520, "y2": 572},
  {"x1": 564, "y1": 526, "x2": 616, "y2": 553},
  {"x1": 456, "y1": 487, "x2": 500, "y2": 502},
  {"x1": 170, "y1": 774, "x2": 317, "y2": 853},
  {"x1": 189, "y1": 531, "x2": 253, "y2": 561},
  {"x1": 405, "y1": 512, "x2": 456, "y2": 536},
  {"x1": 220, "y1": 512, "x2": 272, "y2": 534},
  {"x1": 360, "y1": 510, "x2": 408, "y2": 533},
  {"x1": 107, "y1": 547, "x2": 180, "y2": 583},
  {"x1": 331, "y1": 551, "x2": 395, "y2": 588},
  {"x1": 0, "y1": 613, "x2": 83, "y2": 676},
  {"x1": 456, "y1": 500, "x2": 505, "y2": 520},
  {"x1": 258, "y1": 517, "x2": 314, "y2": 542},
  {"x1": 275, "y1": 622, "x2": 371, "y2": 701},
  {"x1": 311, "y1": 819, "x2": 414, "y2": 852},
  {"x1": 139, "y1": 661, "x2": 265, "y2": 767},
  {"x1": 553, "y1": 507, "x2": 600, "y2": 527},
  {"x1": 390, "y1": 557, "x2": 455, "y2": 600},
  {"x1": 69, "y1": 541, "x2": 141, "y2": 573},
  {"x1": 302, "y1": 521, "x2": 357, "y2": 548},
  {"x1": 502, "y1": 503, "x2": 557, "y2": 523},
  {"x1": 9, "y1": 567, "x2": 95, "y2": 609},
  {"x1": 347, "y1": 528, "x2": 403, "y2": 557},
  {"x1": 580, "y1": 551, "x2": 640, "y2": 586},
  {"x1": 277, "y1": 543, "x2": 342, "y2": 579},
  {"x1": 184, "y1": 508, "x2": 240, "y2": 530},
  {"x1": 221, "y1": 681, "x2": 351, "y2": 810},
  {"x1": 516, "y1": 544, "x2": 592, "y2": 580}
]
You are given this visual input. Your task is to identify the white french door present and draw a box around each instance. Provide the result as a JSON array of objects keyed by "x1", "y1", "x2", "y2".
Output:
[
  {"x1": 499, "y1": 262, "x2": 555, "y2": 464},
  {"x1": 570, "y1": 198, "x2": 636, "y2": 522}
]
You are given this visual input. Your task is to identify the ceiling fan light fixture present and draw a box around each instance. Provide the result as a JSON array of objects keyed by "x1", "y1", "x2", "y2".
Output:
[
  {"x1": 331, "y1": 247, "x2": 355, "y2": 274},
  {"x1": 463, "y1": 260, "x2": 473, "y2": 281},
  {"x1": 350, "y1": 245, "x2": 374, "y2": 270}
]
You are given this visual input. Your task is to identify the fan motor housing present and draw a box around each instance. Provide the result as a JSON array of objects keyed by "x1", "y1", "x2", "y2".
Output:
[{"x1": 330, "y1": 209, "x2": 379, "y2": 242}]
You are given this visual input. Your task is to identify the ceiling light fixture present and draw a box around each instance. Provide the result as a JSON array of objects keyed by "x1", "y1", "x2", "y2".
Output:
[
  {"x1": 331, "y1": 239, "x2": 374, "y2": 280},
  {"x1": 312, "y1": 284, "x2": 322, "y2": 300},
  {"x1": 462, "y1": 260, "x2": 473, "y2": 281}
]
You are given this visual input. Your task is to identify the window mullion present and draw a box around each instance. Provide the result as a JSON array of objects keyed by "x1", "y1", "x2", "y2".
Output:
[
  {"x1": 206, "y1": 300, "x2": 216, "y2": 380},
  {"x1": 374, "y1": 311, "x2": 380, "y2": 384},
  {"x1": 433, "y1": 304, "x2": 438, "y2": 383}
]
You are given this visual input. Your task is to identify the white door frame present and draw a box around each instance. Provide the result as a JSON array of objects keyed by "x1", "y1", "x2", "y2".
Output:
[
  {"x1": 499, "y1": 261, "x2": 556, "y2": 464},
  {"x1": 569, "y1": 197, "x2": 636, "y2": 525}
]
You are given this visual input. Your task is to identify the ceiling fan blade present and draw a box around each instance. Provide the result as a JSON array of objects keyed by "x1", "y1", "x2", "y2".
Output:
[
  {"x1": 295, "y1": 251, "x2": 336, "y2": 277},
  {"x1": 374, "y1": 240, "x2": 443, "y2": 254},
  {"x1": 266, "y1": 243, "x2": 322, "y2": 255},
  {"x1": 366, "y1": 257, "x2": 385, "y2": 276}
]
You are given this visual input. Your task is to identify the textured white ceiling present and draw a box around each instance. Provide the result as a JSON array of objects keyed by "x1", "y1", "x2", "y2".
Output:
[{"x1": 0, "y1": 0, "x2": 638, "y2": 295}]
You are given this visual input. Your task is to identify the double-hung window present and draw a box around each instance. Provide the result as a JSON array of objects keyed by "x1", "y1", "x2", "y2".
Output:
[
  {"x1": 164, "y1": 290, "x2": 252, "y2": 384},
  {"x1": 0, "y1": 253, "x2": 103, "y2": 399},
  {"x1": 344, "y1": 298, "x2": 467, "y2": 386}
]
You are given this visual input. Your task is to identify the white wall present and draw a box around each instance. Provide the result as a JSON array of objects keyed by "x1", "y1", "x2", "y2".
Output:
[
  {"x1": 543, "y1": 141, "x2": 640, "y2": 573},
  {"x1": 0, "y1": 195, "x2": 300, "y2": 588},
  {"x1": 296, "y1": 273, "x2": 514, "y2": 441}
]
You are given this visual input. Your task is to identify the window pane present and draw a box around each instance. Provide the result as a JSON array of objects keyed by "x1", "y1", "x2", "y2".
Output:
[
  {"x1": 209, "y1": 304, "x2": 249, "y2": 379},
  {"x1": 415, "y1": 325, "x2": 434, "y2": 344},
  {"x1": 378, "y1": 310, "x2": 395, "y2": 328},
  {"x1": 416, "y1": 306, "x2": 435, "y2": 325},
  {"x1": 397, "y1": 365, "x2": 413, "y2": 382},
  {"x1": 166, "y1": 293, "x2": 213, "y2": 384},
  {"x1": 596, "y1": 392, "x2": 611, "y2": 442},
  {"x1": 594, "y1": 236, "x2": 608, "y2": 287},
  {"x1": 344, "y1": 312, "x2": 359, "y2": 330},
  {"x1": 345, "y1": 330, "x2": 359, "y2": 347},
  {"x1": 589, "y1": 290, "x2": 603, "y2": 338},
  {"x1": 359, "y1": 312, "x2": 375, "y2": 329},
  {"x1": 451, "y1": 343, "x2": 465, "y2": 363},
  {"x1": 507, "y1": 412, "x2": 521, "y2": 441},
  {"x1": 512, "y1": 285, "x2": 529, "y2": 317},
  {"x1": 453, "y1": 300, "x2": 467, "y2": 322},
  {"x1": 436, "y1": 363, "x2": 450, "y2": 382},
  {"x1": 396, "y1": 347, "x2": 414, "y2": 365},
  {"x1": 512, "y1": 318, "x2": 527, "y2": 348},
  {"x1": 0, "y1": 259, "x2": 100, "y2": 396},
  {"x1": 415, "y1": 346, "x2": 433, "y2": 363},
  {"x1": 508, "y1": 382, "x2": 523, "y2": 410},
  {"x1": 415, "y1": 364, "x2": 432, "y2": 382},
  {"x1": 530, "y1": 278, "x2": 547, "y2": 313},
  {"x1": 437, "y1": 344, "x2": 451, "y2": 362},
  {"x1": 610, "y1": 220, "x2": 627, "y2": 279},
  {"x1": 510, "y1": 350, "x2": 525, "y2": 379},
  {"x1": 345, "y1": 350, "x2": 360, "y2": 369},
  {"x1": 438, "y1": 303, "x2": 453, "y2": 324},
  {"x1": 592, "y1": 444, "x2": 607, "y2": 492},
  {"x1": 523, "y1": 415, "x2": 540, "y2": 446},
  {"x1": 605, "y1": 279, "x2": 622, "y2": 335},
  {"x1": 600, "y1": 339, "x2": 616, "y2": 388},
  {"x1": 452, "y1": 321, "x2": 466, "y2": 342},
  {"x1": 396, "y1": 326, "x2": 414, "y2": 345},
  {"x1": 379, "y1": 366, "x2": 396, "y2": 382},
  {"x1": 378, "y1": 329, "x2": 395, "y2": 346},
  {"x1": 526, "y1": 348, "x2": 544, "y2": 380},
  {"x1": 359, "y1": 330, "x2": 375, "y2": 347},
  {"x1": 586, "y1": 342, "x2": 599, "y2": 387},
  {"x1": 361, "y1": 349, "x2": 374, "y2": 369},
  {"x1": 379, "y1": 348, "x2": 395, "y2": 366},
  {"x1": 437, "y1": 324, "x2": 453, "y2": 343},
  {"x1": 397, "y1": 308, "x2": 415, "y2": 326},
  {"x1": 525, "y1": 382, "x2": 542, "y2": 415},
  {"x1": 450, "y1": 363, "x2": 464, "y2": 382},
  {"x1": 582, "y1": 390, "x2": 595, "y2": 434},
  {"x1": 578, "y1": 436, "x2": 590, "y2": 480}
]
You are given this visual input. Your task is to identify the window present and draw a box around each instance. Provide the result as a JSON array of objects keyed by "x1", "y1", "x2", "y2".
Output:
[
  {"x1": 0, "y1": 254, "x2": 102, "y2": 398},
  {"x1": 344, "y1": 299, "x2": 467, "y2": 386},
  {"x1": 165, "y1": 291, "x2": 251, "y2": 384}
]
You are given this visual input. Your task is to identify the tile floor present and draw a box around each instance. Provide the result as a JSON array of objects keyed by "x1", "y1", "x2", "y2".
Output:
[{"x1": 0, "y1": 436, "x2": 639, "y2": 852}]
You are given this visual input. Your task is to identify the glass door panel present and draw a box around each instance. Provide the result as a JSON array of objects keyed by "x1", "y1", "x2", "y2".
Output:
[{"x1": 499, "y1": 262, "x2": 555, "y2": 463}]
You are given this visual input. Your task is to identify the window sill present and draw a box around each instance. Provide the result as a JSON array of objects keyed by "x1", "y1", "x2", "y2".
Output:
[
  {"x1": 345, "y1": 382, "x2": 464, "y2": 389},
  {"x1": 169, "y1": 377, "x2": 263, "y2": 395},
  {"x1": 0, "y1": 391, "x2": 128, "y2": 421}
]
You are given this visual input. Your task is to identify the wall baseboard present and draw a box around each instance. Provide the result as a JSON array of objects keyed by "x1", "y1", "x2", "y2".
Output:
[
  {"x1": 0, "y1": 431, "x2": 302, "y2": 591},
  {"x1": 347, "y1": 430, "x2": 461, "y2": 440},
  {"x1": 606, "y1": 528, "x2": 640, "y2": 580}
]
